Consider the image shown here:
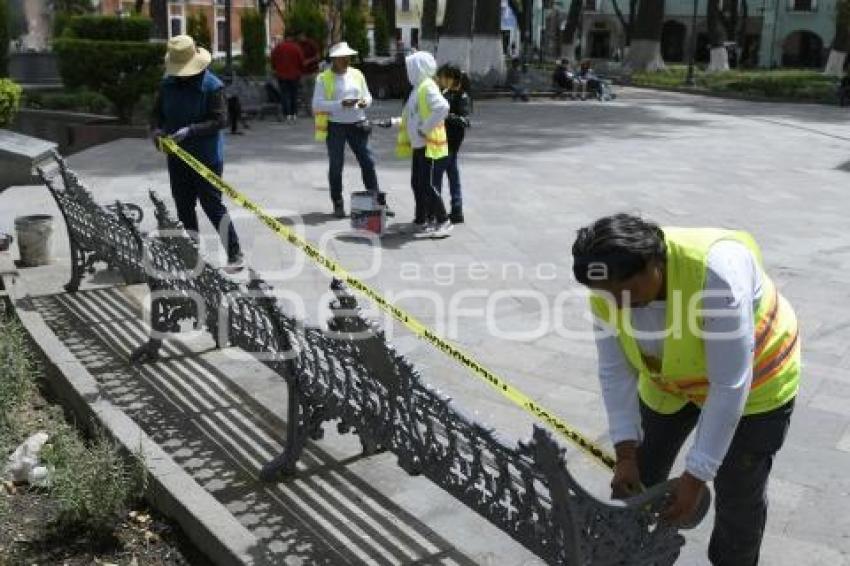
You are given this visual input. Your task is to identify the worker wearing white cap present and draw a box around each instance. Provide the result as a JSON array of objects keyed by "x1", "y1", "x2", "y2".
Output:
[{"x1": 312, "y1": 42, "x2": 388, "y2": 218}]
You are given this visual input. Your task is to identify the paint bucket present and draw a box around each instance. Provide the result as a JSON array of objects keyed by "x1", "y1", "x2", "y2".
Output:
[
  {"x1": 14, "y1": 215, "x2": 54, "y2": 267},
  {"x1": 350, "y1": 191, "x2": 387, "y2": 236}
]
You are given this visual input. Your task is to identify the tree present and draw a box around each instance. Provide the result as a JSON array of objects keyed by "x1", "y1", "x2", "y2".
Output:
[
  {"x1": 707, "y1": 0, "x2": 729, "y2": 71},
  {"x1": 826, "y1": 0, "x2": 850, "y2": 74},
  {"x1": 285, "y1": 0, "x2": 326, "y2": 46},
  {"x1": 187, "y1": 11, "x2": 211, "y2": 51},
  {"x1": 470, "y1": 0, "x2": 504, "y2": 84},
  {"x1": 0, "y1": 0, "x2": 9, "y2": 77},
  {"x1": 625, "y1": 0, "x2": 665, "y2": 71},
  {"x1": 420, "y1": 0, "x2": 438, "y2": 52},
  {"x1": 372, "y1": 8, "x2": 390, "y2": 57},
  {"x1": 437, "y1": 0, "x2": 474, "y2": 69},
  {"x1": 372, "y1": 0, "x2": 395, "y2": 36},
  {"x1": 343, "y1": 3, "x2": 369, "y2": 60},
  {"x1": 611, "y1": 0, "x2": 638, "y2": 50},
  {"x1": 561, "y1": 0, "x2": 583, "y2": 62},
  {"x1": 241, "y1": 9, "x2": 266, "y2": 75}
]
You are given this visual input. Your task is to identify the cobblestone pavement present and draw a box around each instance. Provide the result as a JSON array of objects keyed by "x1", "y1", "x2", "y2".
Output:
[{"x1": 3, "y1": 88, "x2": 849, "y2": 565}]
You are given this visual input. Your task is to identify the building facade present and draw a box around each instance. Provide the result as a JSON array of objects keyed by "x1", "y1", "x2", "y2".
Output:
[
  {"x1": 534, "y1": 0, "x2": 836, "y2": 67},
  {"x1": 95, "y1": 0, "x2": 286, "y2": 57}
]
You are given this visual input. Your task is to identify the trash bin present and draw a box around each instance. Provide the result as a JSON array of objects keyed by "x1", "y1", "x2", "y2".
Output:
[{"x1": 14, "y1": 215, "x2": 54, "y2": 267}]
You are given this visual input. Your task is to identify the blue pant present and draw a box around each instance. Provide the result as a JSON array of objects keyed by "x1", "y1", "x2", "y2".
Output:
[
  {"x1": 637, "y1": 398, "x2": 794, "y2": 566},
  {"x1": 436, "y1": 151, "x2": 462, "y2": 209},
  {"x1": 326, "y1": 122, "x2": 380, "y2": 203},
  {"x1": 277, "y1": 78, "x2": 299, "y2": 117},
  {"x1": 167, "y1": 157, "x2": 241, "y2": 260}
]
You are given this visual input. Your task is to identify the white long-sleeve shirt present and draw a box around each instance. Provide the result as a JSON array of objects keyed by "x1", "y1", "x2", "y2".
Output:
[
  {"x1": 311, "y1": 68, "x2": 373, "y2": 124},
  {"x1": 594, "y1": 240, "x2": 763, "y2": 482},
  {"x1": 403, "y1": 79, "x2": 449, "y2": 149}
]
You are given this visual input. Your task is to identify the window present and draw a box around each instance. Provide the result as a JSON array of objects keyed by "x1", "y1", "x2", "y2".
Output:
[
  {"x1": 788, "y1": 0, "x2": 816, "y2": 11},
  {"x1": 410, "y1": 28, "x2": 419, "y2": 48},
  {"x1": 401, "y1": 0, "x2": 410, "y2": 11},
  {"x1": 584, "y1": 0, "x2": 598, "y2": 11},
  {"x1": 216, "y1": 20, "x2": 227, "y2": 53},
  {"x1": 168, "y1": 4, "x2": 183, "y2": 38}
]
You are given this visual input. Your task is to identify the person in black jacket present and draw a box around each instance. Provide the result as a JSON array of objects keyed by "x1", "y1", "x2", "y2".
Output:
[{"x1": 436, "y1": 64, "x2": 471, "y2": 224}]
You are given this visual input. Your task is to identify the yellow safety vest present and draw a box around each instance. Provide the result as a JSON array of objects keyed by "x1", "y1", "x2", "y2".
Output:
[
  {"x1": 396, "y1": 78, "x2": 449, "y2": 160},
  {"x1": 314, "y1": 68, "x2": 368, "y2": 142},
  {"x1": 590, "y1": 227, "x2": 800, "y2": 416}
]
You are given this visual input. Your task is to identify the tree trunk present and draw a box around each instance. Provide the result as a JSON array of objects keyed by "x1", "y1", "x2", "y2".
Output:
[
  {"x1": 611, "y1": 0, "x2": 634, "y2": 47},
  {"x1": 437, "y1": 0, "x2": 474, "y2": 69},
  {"x1": 470, "y1": 0, "x2": 505, "y2": 85},
  {"x1": 562, "y1": 0, "x2": 582, "y2": 57},
  {"x1": 149, "y1": 0, "x2": 168, "y2": 40},
  {"x1": 707, "y1": 0, "x2": 729, "y2": 71},
  {"x1": 625, "y1": 0, "x2": 665, "y2": 70},
  {"x1": 826, "y1": 0, "x2": 850, "y2": 75},
  {"x1": 420, "y1": 0, "x2": 438, "y2": 52}
]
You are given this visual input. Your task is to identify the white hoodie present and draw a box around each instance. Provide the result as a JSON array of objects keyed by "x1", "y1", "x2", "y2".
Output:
[{"x1": 403, "y1": 51, "x2": 449, "y2": 150}]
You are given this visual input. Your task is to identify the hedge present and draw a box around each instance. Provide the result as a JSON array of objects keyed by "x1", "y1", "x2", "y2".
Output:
[
  {"x1": 64, "y1": 15, "x2": 152, "y2": 41},
  {"x1": 0, "y1": 78, "x2": 22, "y2": 127},
  {"x1": 54, "y1": 38, "x2": 164, "y2": 122},
  {"x1": 632, "y1": 66, "x2": 839, "y2": 103}
]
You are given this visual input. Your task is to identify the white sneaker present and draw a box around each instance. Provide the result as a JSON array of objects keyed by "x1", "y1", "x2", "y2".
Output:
[
  {"x1": 403, "y1": 221, "x2": 429, "y2": 234},
  {"x1": 430, "y1": 220, "x2": 453, "y2": 239}
]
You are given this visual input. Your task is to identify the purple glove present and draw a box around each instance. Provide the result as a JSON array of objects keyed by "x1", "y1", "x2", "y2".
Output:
[{"x1": 170, "y1": 126, "x2": 192, "y2": 143}]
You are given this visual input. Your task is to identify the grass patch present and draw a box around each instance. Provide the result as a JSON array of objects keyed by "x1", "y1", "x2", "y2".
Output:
[
  {"x1": 0, "y1": 309, "x2": 146, "y2": 536},
  {"x1": 632, "y1": 65, "x2": 839, "y2": 103}
]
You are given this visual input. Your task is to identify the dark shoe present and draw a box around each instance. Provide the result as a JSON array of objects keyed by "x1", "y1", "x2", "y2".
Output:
[
  {"x1": 333, "y1": 201, "x2": 346, "y2": 218},
  {"x1": 224, "y1": 252, "x2": 245, "y2": 274},
  {"x1": 450, "y1": 208, "x2": 464, "y2": 224}
]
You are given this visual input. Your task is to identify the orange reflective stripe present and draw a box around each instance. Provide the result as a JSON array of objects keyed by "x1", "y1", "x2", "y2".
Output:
[
  {"x1": 754, "y1": 288, "x2": 779, "y2": 358},
  {"x1": 752, "y1": 330, "x2": 799, "y2": 389},
  {"x1": 426, "y1": 138, "x2": 448, "y2": 145}
]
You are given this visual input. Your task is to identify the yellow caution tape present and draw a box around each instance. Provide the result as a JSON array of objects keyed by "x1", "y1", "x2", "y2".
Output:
[{"x1": 159, "y1": 137, "x2": 616, "y2": 470}]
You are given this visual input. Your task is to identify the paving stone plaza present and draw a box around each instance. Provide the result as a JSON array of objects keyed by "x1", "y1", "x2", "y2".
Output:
[{"x1": 2, "y1": 88, "x2": 849, "y2": 565}]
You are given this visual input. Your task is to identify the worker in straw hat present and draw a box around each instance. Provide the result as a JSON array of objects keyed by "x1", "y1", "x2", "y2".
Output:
[
  {"x1": 312, "y1": 41, "x2": 390, "y2": 219},
  {"x1": 150, "y1": 34, "x2": 244, "y2": 273}
]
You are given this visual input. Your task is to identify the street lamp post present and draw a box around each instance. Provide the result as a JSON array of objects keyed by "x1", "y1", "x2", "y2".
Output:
[{"x1": 685, "y1": 0, "x2": 698, "y2": 86}]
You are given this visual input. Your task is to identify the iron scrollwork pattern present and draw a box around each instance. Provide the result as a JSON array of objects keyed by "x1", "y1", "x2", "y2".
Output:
[{"x1": 37, "y1": 154, "x2": 704, "y2": 565}]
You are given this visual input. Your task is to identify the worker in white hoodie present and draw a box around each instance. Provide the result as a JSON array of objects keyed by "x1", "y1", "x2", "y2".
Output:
[{"x1": 394, "y1": 51, "x2": 453, "y2": 238}]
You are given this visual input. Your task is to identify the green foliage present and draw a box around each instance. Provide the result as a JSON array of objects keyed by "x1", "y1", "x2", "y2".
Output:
[
  {"x1": 0, "y1": 310, "x2": 35, "y2": 431},
  {"x1": 187, "y1": 11, "x2": 212, "y2": 51},
  {"x1": 632, "y1": 66, "x2": 838, "y2": 103},
  {"x1": 240, "y1": 9, "x2": 266, "y2": 76},
  {"x1": 285, "y1": 0, "x2": 326, "y2": 45},
  {"x1": 41, "y1": 426, "x2": 141, "y2": 533},
  {"x1": 343, "y1": 4, "x2": 369, "y2": 60},
  {"x1": 0, "y1": 0, "x2": 9, "y2": 77},
  {"x1": 54, "y1": 15, "x2": 163, "y2": 122},
  {"x1": 64, "y1": 14, "x2": 152, "y2": 41},
  {"x1": 0, "y1": 78, "x2": 22, "y2": 127},
  {"x1": 23, "y1": 89, "x2": 112, "y2": 114},
  {"x1": 372, "y1": 8, "x2": 390, "y2": 57},
  {"x1": 49, "y1": 0, "x2": 93, "y2": 16}
]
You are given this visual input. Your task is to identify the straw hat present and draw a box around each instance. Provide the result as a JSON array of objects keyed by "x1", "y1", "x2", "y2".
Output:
[
  {"x1": 329, "y1": 42, "x2": 358, "y2": 58},
  {"x1": 165, "y1": 35, "x2": 212, "y2": 77}
]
